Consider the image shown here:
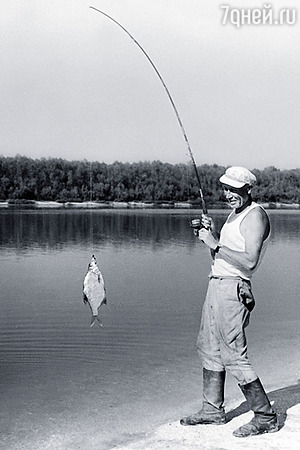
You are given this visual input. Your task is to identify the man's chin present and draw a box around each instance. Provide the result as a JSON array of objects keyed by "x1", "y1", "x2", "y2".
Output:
[{"x1": 228, "y1": 201, "x2": 238, "y2": 209}]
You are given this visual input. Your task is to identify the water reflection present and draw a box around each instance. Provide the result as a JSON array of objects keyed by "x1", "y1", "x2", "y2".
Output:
[
  {"x1": 0, "y1": 209, "x2": 299, "y2": 450},
  {"x1": 0, "y1": 210, "x2": 200, "y2": 251},
  {"x1": 0, "y1": 210, "x2": 299, "y2": 252}
]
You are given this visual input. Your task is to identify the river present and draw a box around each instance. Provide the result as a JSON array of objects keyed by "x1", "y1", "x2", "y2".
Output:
[{"x1": 0, "y1": 209, "x2": 299, "y2": 449}]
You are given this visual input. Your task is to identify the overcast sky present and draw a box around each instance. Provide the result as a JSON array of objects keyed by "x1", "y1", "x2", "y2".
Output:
[{"x1": 1, "y1": 0, "x2": 299, "y2": 169}]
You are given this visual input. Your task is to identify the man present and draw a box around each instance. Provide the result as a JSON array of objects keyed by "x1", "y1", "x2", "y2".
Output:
[{"x1": 180, "y1": 166, "x2": 278, "y2": 438}]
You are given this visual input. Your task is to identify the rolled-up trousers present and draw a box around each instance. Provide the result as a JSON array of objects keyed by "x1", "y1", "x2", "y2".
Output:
[{"x1": 197, "y1": 276, "x2": 258, "y2": 385}]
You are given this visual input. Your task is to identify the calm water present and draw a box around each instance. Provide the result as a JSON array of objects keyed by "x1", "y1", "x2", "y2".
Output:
[{"x1": 0, "y1": 209, "x2": 299, "y2": 449}]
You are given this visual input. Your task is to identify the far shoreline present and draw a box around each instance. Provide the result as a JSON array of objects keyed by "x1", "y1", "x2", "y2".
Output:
[{"x1": 0, "y1": 200, "x2": 299, "y2": 210}]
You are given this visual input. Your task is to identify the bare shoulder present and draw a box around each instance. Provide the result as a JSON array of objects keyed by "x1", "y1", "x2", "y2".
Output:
[
  {"x1": 243, "y1": 205, "x2": 270, "y2": 239},
  {"x1": 248, "y1": 205, "x2": 269, "y2": 220}
]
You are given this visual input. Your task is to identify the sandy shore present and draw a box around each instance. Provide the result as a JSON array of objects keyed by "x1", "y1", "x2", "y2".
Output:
[
  {"x1": 115, "y1": 391, "x2": 300, "y2": 450},
  {"x1": 4, "y1": 381, "x2": 298, "y2": 450}
]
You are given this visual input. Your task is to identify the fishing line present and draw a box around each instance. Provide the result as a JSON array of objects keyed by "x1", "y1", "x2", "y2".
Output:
[{"x1": 90, "y1": 6, "x2": 207, "y2": 214}]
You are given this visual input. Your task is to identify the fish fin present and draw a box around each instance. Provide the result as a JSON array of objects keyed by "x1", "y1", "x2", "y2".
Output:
[
  {"x1": 83, "y1": 293, "x2": 88, "y2": 304},
  {"x1": 90, "y1": 316, "x2": 103, "y2": 327}
]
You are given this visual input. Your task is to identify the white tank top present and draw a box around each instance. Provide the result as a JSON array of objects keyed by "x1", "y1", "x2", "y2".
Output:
[{"x1": 211, "y1": 202, "x2": 269, "y2": 280}]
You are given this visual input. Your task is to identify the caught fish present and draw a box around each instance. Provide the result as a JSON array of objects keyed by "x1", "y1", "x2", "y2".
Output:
[{"x1": 83, "y1": 255, "x2": 107, "y2": 327}]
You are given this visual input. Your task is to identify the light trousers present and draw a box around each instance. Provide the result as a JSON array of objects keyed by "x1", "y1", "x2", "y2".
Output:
[{"x1": 197, "y1": 277, "x2": 258, "y2": 385}]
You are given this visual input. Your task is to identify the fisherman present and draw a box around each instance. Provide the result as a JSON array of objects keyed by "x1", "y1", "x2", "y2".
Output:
[{"x1": 181, "y1": 166, "x2": 279, "y2": 438}]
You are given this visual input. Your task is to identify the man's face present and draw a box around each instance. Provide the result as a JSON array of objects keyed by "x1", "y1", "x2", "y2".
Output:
[{"x1": 222, "y1": 184, "x2": 249, "y2": 209}]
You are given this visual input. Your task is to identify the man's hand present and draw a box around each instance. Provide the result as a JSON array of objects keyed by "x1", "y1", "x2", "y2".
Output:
[
  {"x1": 201, "y1": 214, "x2": 212, "y2": 230},
  {"x1": 198, "y1": 228, "x2": 219, "y2": 250}
]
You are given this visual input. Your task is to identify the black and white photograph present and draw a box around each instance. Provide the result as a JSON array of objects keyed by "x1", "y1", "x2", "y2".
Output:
[{"x1": 1, "y1": 1, "x2": 299, "y2": 449}]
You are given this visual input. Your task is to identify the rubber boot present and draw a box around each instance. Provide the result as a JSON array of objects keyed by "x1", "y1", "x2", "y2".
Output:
[
  {"x1": 180, "y1": 368, "x2": 226, "y2": 426},
  {"x1": 233, "y1": 378, "x2": 279, "y2": 437}
]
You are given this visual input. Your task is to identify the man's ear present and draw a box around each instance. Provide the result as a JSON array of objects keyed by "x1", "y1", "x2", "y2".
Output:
[{"x1": 244, "y1": 184, "x2": 252, "y2": 195}]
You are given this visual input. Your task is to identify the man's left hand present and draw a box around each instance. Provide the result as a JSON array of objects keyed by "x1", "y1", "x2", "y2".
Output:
[{"x1": 198, "y1": 228, "x2": 219, "y2": 250}]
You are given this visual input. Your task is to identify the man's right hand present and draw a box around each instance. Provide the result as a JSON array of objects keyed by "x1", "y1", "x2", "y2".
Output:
[{"x1": 201, "y1": 214, "x2": 213, "y2": 230}]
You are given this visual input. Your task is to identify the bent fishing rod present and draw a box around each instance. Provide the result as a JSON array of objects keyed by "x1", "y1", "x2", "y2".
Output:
[{"x1": 90, "y1": 6, "x2": 207, "y2": 214}]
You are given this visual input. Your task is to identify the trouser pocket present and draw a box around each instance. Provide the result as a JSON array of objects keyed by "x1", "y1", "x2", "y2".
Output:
[{"x1": 237, "y1": 280, "x2": 255, "y2": 312}]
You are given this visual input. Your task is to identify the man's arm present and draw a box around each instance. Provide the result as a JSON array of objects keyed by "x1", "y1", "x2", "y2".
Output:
[
  {"x1": 217, "y1": 208, "x2": 270, "y2": 272},
  {"x1": 199, "y1": 214, "x2": 221, "y2": 259}
]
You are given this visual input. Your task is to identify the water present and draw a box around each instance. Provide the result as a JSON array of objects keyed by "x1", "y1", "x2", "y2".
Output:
[{"x1": 0, "y1": 209, "x2": 299, "y2": 449}]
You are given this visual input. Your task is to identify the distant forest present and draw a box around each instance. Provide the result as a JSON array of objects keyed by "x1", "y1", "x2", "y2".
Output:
[{"x1": 0, "y1": 155, "x2": 299, "y2": 206}]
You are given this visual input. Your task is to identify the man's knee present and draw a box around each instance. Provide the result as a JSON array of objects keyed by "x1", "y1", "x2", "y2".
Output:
[
  {"x1": 198, "y1": 348, "x2": 225, "y2": 372},
  {"x1": 222, "y1": 358, "x2": 257, "y2": 384}
]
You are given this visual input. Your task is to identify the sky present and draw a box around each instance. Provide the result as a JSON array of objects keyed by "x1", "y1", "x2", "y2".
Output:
[{"x1": 1, "y1": 0, "x2": 299, "y2": 169}]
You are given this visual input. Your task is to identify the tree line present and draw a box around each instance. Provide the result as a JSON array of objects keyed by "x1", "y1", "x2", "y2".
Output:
[{"x1": 0, "y1": 155, "x2": 299, "y2": 206}]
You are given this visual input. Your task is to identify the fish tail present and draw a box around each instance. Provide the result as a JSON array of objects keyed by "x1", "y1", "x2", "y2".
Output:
[{"x1": 90, "y1": 315, "x2": 103, "y2": 327}]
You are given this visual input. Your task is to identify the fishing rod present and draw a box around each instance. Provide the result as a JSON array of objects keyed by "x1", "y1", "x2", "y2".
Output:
[{"x1": 90, "y1": 6, "x2": 208, "y2": 214}]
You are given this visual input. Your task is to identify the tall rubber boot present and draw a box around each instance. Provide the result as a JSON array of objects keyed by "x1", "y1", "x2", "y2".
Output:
[
  {"x1": 180, "y1": 368, "x2": 226, "y2": 426},
  {"x1": 233, "y1": 378, "x2": 279, "y2": 437}
]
